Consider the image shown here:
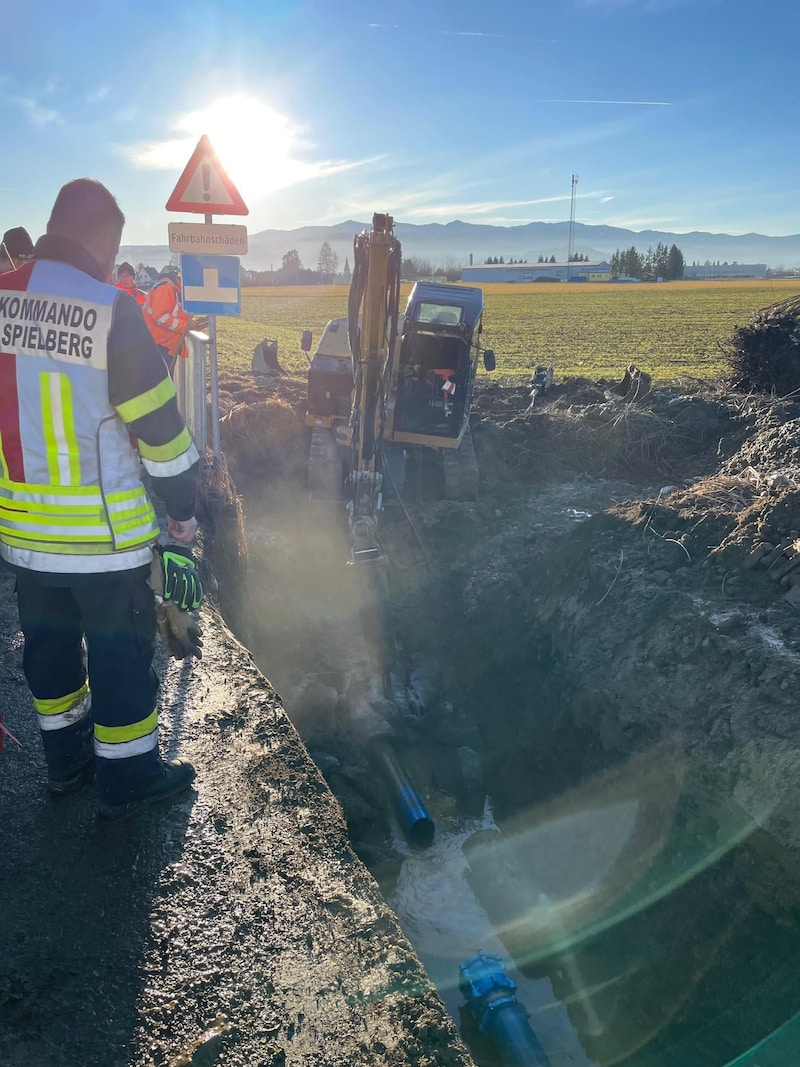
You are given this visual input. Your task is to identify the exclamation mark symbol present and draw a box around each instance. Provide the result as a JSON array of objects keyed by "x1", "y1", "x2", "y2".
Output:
[{"x1": 202, "y1": 163, "x2": 211, "y2": 202}]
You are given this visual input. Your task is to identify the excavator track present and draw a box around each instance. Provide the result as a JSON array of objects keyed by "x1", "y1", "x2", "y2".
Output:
[
  {"x1": 308, "y1": 427, "x2": 341, "y2": 498},
  {"x1": 442, "y1": 424, "x2": 480, "y2": 501}
]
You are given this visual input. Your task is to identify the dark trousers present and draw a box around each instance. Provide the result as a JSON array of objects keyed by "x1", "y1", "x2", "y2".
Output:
[{"x1": 15, "y1": 567, "x2": 161, "y2": 802}]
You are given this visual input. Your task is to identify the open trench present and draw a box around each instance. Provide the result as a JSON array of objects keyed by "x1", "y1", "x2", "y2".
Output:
[{"x1": 216, "y1": 379, "x2": 800, "y2": 1066}]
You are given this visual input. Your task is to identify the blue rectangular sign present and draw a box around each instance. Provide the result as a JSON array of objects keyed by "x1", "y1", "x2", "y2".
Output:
[{"x1": 180, "y1": 254, "x2": 241, "y2": 316}]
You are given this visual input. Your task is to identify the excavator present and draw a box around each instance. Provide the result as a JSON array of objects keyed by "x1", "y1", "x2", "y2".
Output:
[
  {"x1": 303, "y1": 212, "x2": 496, "y2": 519},
  {"x1": 301, "y1": 213, "x2": 495, "y2": 847}
]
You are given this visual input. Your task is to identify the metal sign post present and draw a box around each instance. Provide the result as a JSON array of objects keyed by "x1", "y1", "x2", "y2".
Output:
[
  {"x1": 208, "y1": 314, "x2": 221, "y2": 459},
  {"x1": 205, "y1": 211, "x2": 221, "y2": 460},
  {"x1": 165, "y1": 136, "x2": 248, "y2": 460}
]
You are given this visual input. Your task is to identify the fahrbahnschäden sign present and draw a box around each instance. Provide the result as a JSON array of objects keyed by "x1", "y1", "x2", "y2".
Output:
[{"x1": 168, "y1": 222, "x2": 248, "y2": 256}]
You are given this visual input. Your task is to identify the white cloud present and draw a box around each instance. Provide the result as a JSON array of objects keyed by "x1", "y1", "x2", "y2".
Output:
[
  {"x1": 441, "y1": 30, "x2": 506, "y2": 38},
  {"x1": 11, "y1": 96, "x2": 61, "y2": 126},
  {"x1": 603, "y1": 215, "x2": 683, "y2": 228},
  {"x1": 121, "y1": 95, "x2": 378, "y2": 199},
  {"x1": 534, "y1": 98, "x2": 671, "y2": 106},
  {"x1": 87, "y1": 85, "x2": 110, "y2": 104},
  {"x1": 400, "y1": 191, "x2": 611, "y2": 219}
]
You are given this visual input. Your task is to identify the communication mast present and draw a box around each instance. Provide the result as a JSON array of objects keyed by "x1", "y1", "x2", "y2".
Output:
[{"x1": 566, "y1": 174, "x2": 578, "y2": 281}]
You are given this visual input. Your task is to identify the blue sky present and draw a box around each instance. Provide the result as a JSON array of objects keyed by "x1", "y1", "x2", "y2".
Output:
[{"x1": 2, "y1": 0, "x2": 799, "y2": 243}]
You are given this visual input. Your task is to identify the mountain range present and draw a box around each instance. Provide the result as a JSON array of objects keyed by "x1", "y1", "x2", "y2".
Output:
[{"x1": 121, "y1": 219, "x2": 800, "y2": 273}]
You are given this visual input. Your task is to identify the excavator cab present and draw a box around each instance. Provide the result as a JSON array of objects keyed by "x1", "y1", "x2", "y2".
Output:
[
  {"x1": 304, "y1": 218, "x2": 495, "y2": 502},
  {"x1": 387, "y1": 282, "x2": 489, "y2": 448}
]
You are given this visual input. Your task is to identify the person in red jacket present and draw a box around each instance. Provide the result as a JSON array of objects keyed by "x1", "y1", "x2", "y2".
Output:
[{"x1": 115, "y1": 261, "x2": 145, "y2": 304}]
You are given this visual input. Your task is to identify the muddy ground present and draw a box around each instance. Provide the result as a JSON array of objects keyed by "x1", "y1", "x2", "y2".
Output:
[
  {"x1": 0, "y1": 549, "x2": 469, "y2": 1065},
  {"x1": 219, "y1": 371, "x2": 800, "y2": 859},
  {"x1": 215, "y1": 368, "x2": 800, "y2": 1063},
  {"x1": 6, "y1": 364, "x2": 800, "y2": 1066}
]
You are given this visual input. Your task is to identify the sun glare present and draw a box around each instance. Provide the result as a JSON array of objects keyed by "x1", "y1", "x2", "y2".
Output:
[
  {"x1": 178, "y1": 96, "x2": 307, "y2": 197},
  {"x1": 130, "y1": 94, "x2": 345, "y2": 199}
]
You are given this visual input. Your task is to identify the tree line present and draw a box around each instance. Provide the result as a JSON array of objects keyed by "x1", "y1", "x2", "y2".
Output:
[
  {"x1": 610, "y1": 242, "x2": 685, "y2": 280},
  {"x1": 237, "y1": 238, "x2": 687, "y2": 286}
]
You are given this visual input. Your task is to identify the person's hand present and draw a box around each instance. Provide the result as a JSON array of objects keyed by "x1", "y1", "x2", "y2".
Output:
[
  {"x1": 160, "y1": 547, "x2": 203, "y2": 612},
  {"x1": 167, "y1": 516, "x2": 197, "y2": 545}
]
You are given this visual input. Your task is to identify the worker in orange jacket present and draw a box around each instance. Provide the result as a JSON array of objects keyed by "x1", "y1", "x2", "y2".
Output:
[
  {"x1": 115, "y1": 260, "x2": 146, "y2": 304},
  {"x1": 143, "y1": 267, "x2": 191, "y2": 374}
]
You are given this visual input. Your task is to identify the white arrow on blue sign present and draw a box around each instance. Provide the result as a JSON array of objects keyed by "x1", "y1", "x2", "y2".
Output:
[{"x1": 180, "y1": 253, "x2": 241, "y2": 316}]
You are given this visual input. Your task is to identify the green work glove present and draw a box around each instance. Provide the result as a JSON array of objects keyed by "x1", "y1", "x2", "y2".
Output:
[{"x1": 160, "y1": 546, "x2": 203, "y2": 612}]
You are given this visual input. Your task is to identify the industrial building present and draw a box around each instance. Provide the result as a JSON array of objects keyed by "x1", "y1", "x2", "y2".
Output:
[
  {"x1": 683, "y1": 263, "x2": 768, "y2": 280},
  {"x1": 462, "y1": 261, "x2": 612, "y2": 283}
]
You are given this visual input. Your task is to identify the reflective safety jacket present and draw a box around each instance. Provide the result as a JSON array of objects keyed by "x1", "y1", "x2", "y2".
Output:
[
  {"x1": 115, "y1": 278, "x2": 146, "y2": 306},
  {"x1": 143, "y1": 276, "x2": 190, "y2": 358},
  {"x1": 0, "y1": 235, "x2": 200, "y2": 574}
]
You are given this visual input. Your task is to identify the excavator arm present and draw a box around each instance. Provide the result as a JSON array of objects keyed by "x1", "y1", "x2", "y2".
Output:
[{"x1": 347, "y1": 213, "x2": 402, "y2": 564}]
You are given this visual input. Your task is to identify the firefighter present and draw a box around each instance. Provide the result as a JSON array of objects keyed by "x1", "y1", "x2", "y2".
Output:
[
  {"x1": 0, "y1": 226, "x2": 35, "y2": 273},
  {"x1": 115, "y1": 260, "x2": 145, "y2": 305},
  {"x1": 0, "y1": 178, "x2": 201, "y2": 820},
  {"x1": 143, "y1": 267, "x2": 191, "y2": 375}
]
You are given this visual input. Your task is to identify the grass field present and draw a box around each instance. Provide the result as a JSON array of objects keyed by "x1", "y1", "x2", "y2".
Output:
[{"x1": 215, "y1": 279, "x2": 800, "y2": 385}]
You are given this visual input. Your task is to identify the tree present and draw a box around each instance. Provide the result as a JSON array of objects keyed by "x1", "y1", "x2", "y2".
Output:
[
  {"x1": 621, "y1": 246, "x2": 643, "y2": 279},
  {"x1": 317, "y1": 241, "x2": 338, "y2": 279},
  {"x1": 343, "y1": 256, "x2": 351, "y2": 281},
  {"x1": 402, "y1": 257, "x2": 433, "y2": 278},
  {"x1": 549, "y1": 255, "x2": 556, "y2": 264},
  {"x1": 666, "y1": 244, "x2": 685, "y2": 281},
  {"x1": 281, "y1": 250, "x2": 303, "y2": 281}
]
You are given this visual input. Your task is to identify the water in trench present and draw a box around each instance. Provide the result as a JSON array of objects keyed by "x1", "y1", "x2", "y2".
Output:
[
  {"x1": 236, "y1": 491, "x2": 800, "y2": 1067},
  {"x1": 377, "y1": 739, "x2": 800, "y2": 1067}
]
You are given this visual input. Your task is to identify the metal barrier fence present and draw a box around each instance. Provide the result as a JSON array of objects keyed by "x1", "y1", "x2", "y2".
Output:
[{"x1": 174, "y1": 329, "x2": 211, "y2": 456}]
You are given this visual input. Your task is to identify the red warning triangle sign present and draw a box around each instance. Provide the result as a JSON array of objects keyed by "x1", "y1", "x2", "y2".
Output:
[{"x1": 165, "y1": 134, "x2": 249, "y2": 216}]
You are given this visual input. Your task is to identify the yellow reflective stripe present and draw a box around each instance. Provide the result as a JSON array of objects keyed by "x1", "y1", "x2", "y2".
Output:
[
  {"x1": 106, "y1": 488, "x2": 149, "y2": 505},
  {"x1": 60, "y1": 375, "x2": 80, "y2": 485},
  {"x1": 41, "y1": 374, "x2": 60, "y2": 484},
  {"x1": 39, "y1": 373, "x2": 80, "y2": 487},
  {"x1": 0, "y1": 508, "x2": 108, "y2": 527},
  {"x1": 106, "y1": 502, "x2": 153, "y2": 522},
  {"x1": 0, "y1": 429, "x2": 8, "y2": 481},
  {"x1": 0, "y1": 496, "x2": 101, "y2": 516},
  {"x1": 0, "y1": 533, "x2": 113, "y2": 553},
  {"x1": 114, "y1": 528, "x2": 158, "y2": 550},
  {"x1": 0, "y1": 478, "x2": 96, "y2": 496},
  {"x1": 33, "y1": 680, "x2": 89, "y2": 717},
  {"x1": 0, "y1": 526, "x2": 110, "y2": 544},
  {"x1": 94, "y1": 709, "x2": 158, "y2": 745},
  {"x1": 115, "y1": 376, "x2": 176, "y2": 424},
  {"x1": 137, "y1": 427, "x2": 192, "y2": 462}
]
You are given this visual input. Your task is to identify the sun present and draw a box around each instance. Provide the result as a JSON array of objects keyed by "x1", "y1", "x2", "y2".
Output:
[
  {"x1": 175, "y1": 95, "x2": 312, "y2": 199},
  {"x1": 130, "y1": 94, "x2": 337, "y2": 200},
  {"x1": 129, "y1": 94, "x2": 366, "y2": 201}
]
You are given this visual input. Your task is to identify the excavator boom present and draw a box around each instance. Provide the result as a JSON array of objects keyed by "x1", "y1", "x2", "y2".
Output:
[{"x1": 347, "y1": 213, "x2": 402, "y2": 563}]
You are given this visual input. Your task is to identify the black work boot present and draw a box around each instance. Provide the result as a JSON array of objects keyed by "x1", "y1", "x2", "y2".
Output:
[
  {"x1": 97, "y1": 758, "x2": 196, "y2": 821},
  {"x1": 47, "y1": 751, "x2": 95, "y2": 796}
]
